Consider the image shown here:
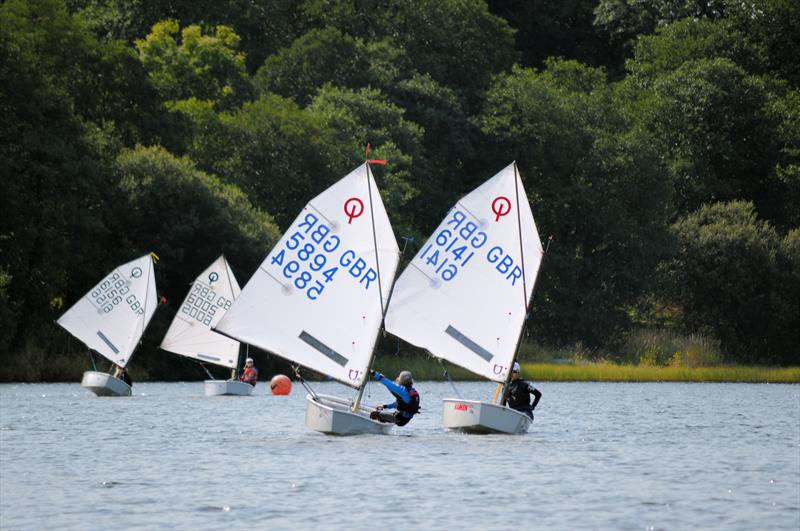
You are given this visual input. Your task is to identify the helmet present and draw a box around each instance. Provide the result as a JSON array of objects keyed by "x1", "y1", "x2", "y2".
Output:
[
  {"x1": 512, "y1": 362, "x2": 521, "y2": 373},
  {"x1": 396, "y1": 370, "x2": 413, "y2": 386}
]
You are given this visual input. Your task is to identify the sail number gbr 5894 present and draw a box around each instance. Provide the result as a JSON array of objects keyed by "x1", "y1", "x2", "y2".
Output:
[{"x1": 269, "y1": 212, "x2": 379, "y2": 301}]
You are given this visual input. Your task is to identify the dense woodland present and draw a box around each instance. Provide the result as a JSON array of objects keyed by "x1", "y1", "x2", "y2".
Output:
[{"x1": 1, "y1": 0, "x2": 798, "y2": 381}]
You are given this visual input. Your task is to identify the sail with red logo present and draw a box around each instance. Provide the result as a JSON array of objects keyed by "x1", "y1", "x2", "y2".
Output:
[
  {"x1": 215, "y1": 163, "x2": 400, "y2": 434},
  {"x1": 384, "y1": 162, "x2": 545, "y2": 434}
]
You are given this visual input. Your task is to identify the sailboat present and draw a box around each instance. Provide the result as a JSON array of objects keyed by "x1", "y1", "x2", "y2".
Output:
[
  {"x1": 57, "y1": 253, "x2": 159, "y2": 397},
  {"x1": 160, "y1": 255, "x2": 251, "y2": 396},
  {"x1": 215, "y1": 161, "x2": 399, "y2": 434},
  {"x1": 384, "y1": 163, "x2": 545, "y2": 434}
]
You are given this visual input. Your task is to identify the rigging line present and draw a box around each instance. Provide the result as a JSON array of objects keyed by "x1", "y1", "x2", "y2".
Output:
[
  {"x1": 198, "y1": 362, "x2": 215, "y2": 380},
  {"x1": 352, "y1": 161, "x2": 394, "y2": 411},
  {"x1": 500, "y1": 163, "x2": 532, "y2": 404},
  {"x1": 223, "y1": 255, "x2": 236, "y2": 305},
  {"x1": 437, "y1": 357, "x2": 463, "y2": 399},
  {"x1": 87, "y1": 348, "x2": 97, "y2": 372},
  {"x1": 293, "y1": 365, "x2": 317, "y2": 399}
]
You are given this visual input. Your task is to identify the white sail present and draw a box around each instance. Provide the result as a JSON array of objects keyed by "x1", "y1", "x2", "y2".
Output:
[
  {"x1": 216, "y1": 164, "x2": 399, "y2": 388},
  {"x1": 160, "y1": 255, "x2": 241, "y2": 368},
  {"x1": 57, "y1": 254, "x2": 158, "y2": 368},
  {"x1": 384, "y1": 163, "x2": 543, "y2": 383}
]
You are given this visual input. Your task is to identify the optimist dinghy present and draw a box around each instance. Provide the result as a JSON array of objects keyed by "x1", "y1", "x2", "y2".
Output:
[
  {"x1": 160, "y1": 255, "x2": 252, "y2": 396},
  {"x1": 216, "y1": 161, "x2": 399, "y2": 434},
  {"x1": 385, "y1": 163, "x2": 545, "y2": 434},
  {"x1": 57, "y1": 253, "x2": 159, "y2": 397}
]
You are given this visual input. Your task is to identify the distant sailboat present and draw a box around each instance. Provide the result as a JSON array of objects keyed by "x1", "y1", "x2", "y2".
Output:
[
  {"x1": 160, "y1": 255, "x2": 252, "y2": 396},
  {"x1": 57, "y1": 253, "x2": 159, "y2": 397},
  {"x1": 384, "y1": 163, "x2": 544, "y2": 434},
  {"x1": 215, "y1": 162, "x2": 399, "y2": 434}
]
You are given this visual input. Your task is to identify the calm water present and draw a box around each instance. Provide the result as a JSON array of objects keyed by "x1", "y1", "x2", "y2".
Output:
[{"x1": 1, "y1": 381, "x2": 798, "y2": 530}]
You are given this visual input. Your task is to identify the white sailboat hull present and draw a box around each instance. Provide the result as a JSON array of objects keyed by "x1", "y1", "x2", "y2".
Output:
[
  {"x1": 442, "y1": 398, "x2": 531, "y2": 434},
  {"x1": 305, "y1": 394, "x2": 392, "y2": 435},
  {"x1": 81, "y1": 371, "x2": 131, "y2": 397},
  {"x1": 203, "y1": 379, "x2": 254, "y2": 397}
]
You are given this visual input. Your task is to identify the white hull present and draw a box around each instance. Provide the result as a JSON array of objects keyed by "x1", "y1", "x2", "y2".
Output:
[
  {"x1": 305, "y1": 394, "x2": 392, "y2": 435},
  {"x1": 204, "y1": 379, "x2": 254, "y2": 397},
  {"x1": 81, "y1": 371, "x2": 131, "y2": 397},
  {"x1": 442, "y1": 398, "x2": 531, "y2": 434}
]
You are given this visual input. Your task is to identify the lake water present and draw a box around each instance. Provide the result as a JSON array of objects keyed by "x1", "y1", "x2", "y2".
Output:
[{"x1": 1, "y1": 381, "x2": 798, "y2": 530}]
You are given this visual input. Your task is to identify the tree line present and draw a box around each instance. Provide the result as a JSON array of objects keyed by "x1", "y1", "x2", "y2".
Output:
[{"x1": 1, "y1": 0, "x2": 797, "y2": 381}]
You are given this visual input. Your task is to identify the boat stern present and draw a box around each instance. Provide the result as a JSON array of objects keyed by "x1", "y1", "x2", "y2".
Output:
[{"x1": 442, "y1": 398, "x2": 531, "y2": 434}]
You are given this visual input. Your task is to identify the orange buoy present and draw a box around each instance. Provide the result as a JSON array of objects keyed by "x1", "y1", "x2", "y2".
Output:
[{"x1": 270, "y1": 374, "x2": 292, "y2": 395}]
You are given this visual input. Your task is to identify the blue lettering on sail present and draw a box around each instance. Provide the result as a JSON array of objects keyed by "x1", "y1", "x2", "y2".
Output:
[
  {"x1": 267, "y1": 213, "x2": 380, "y2": 301},
  {"x1": 414, "y1": 208, "x2": 521, "y2": 286}
]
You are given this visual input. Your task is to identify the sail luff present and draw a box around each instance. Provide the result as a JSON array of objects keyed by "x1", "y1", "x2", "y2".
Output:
[
  {"x1": 500, "y1": 162, "x2": 538, "y2": 403},
  {"x1": 353, "y1": 162, "x2": 395, "y2": 410}
]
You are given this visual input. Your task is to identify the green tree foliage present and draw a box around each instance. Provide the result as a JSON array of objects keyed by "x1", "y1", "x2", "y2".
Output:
[
  {"x1": 644, "y1": 58, "x2": 783, "y2": 222},
  {"x1": 626, "y1": 18, "x2": 765, "y2": 86},
  {"x1": 188, "y1": 95, "x2": 348, "y2": 229},
  {"x1": 309, "y1": 86, "x2": 425, "y2": 236},
  {"x1": 725, "y1": 0, "x2": 800, "y2": 87},
  {"x1": 136, "y1": 20, "x2": 253, "y2": 110},
  {"x1": 302, "y1": 0, "x2": 517, "y2": 107},
  {"x1": 112, "y1": 145, "x2": 281, "y2": 296},
  {"x1": 594, "y1": 0, "x2": 727, "y2": 50},
  {"x1": 0, "y1": 0, "x2": 137, "y2": 355},
  {"x1": 478, "y1": 60, "x2": 672, "y2": 345},
  {"x1": 490, "y1": 0, "x2": 623, "y2": 73},
  {"x1": 69, "y1": 0, "x2": 308, "y2": 71},
  {"x1": 254, "y1": 27, "x2": 370, "y2": 106},
  {"x1": 665, "y1": 201, "x2": 789, "y2": 362}
]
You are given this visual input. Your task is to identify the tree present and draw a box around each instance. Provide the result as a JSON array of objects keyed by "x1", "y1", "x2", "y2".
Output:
[
  {"x1": 112, "y1": 145, "x2": 281, "y2": 301},
  {"x1": 136, "y1": 20, "x2": 253, "y2": 110},
  {"x1": 301, "y1": 0, "x2": 518, "y2": 108},
  {"x1": 478, "y1": 60, "x2": 672, "y2": 346},
  {"x1": 308, "y1": 86, "x2": 426, "y2": 236},
  {"x1": 665, "y1": 201, "x2": 784, "y2": 362},
  {"x1": 191, "y1": 94, "x2": 348, "y2": 229},
  {"x1": 644, "y1": 58, "x2": 783, "y2": 222},
  {"x1": 253, "y1": 27, "x2": 370, "y2": 106}
]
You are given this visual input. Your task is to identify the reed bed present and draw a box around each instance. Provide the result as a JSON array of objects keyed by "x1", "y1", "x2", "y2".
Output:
[{"x1": 372, "y1": 356, "x2": 800, "y2": 383}]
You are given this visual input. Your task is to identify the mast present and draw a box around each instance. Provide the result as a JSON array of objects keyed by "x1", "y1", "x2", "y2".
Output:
[
  {"x1": 352, "y1": 160, "x2": 392, "y2": 412},
  {"x1": 499, "y1": 163, "x2": 546, "y2": 405}
]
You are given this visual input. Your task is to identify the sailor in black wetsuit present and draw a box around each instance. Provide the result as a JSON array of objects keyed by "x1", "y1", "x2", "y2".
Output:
[{"x1": 504, "y1": 362, "x2": 541, "y2": 419}]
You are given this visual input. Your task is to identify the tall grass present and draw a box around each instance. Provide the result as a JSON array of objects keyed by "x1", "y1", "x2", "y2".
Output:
[
  {"x1": 370, "y1": 353, "x2": 800, "y2": 383},
  {"x1": 522, "y1": 363, "x2": 800, "y2": 383}
]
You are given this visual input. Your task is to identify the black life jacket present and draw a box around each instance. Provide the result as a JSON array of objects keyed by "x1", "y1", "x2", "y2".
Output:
[
  {"x1": 392, "y1": 386, "x2": 420, "y2": 416},
  {"x1": 506, "y1": 380, "x2": 532, "y2": 409}
]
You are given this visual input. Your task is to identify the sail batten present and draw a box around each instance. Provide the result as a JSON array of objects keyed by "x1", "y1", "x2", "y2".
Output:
[
  {"x1": 385, "y1": 163, "x2": 544, "y2": 383},
  {"x1": 216, "y1": 163, "x2": 399, "y2": 388}
]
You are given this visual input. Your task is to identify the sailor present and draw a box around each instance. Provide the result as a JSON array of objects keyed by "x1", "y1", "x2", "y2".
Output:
[
  {"x1": 368, "y1": 369, "x2": 420, "y2": 426},
  {"x1": 114, "y1": 365, "x2": 132, "y2": 387},
  {"x1": 239, "y1": 357, "x2": 258, "y2": 386},
  {"x1": 504, "y1": 362, "x2": 541, "y2": 419}
]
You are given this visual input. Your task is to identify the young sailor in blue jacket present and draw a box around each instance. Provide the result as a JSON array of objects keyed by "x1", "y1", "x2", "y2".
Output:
[{"x1": 368, "y1": 369, "x2": 420, "y2": 426}]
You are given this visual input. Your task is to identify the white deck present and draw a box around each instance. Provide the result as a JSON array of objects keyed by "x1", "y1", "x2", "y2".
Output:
[
  {"x1": 305, "y1": 393, "x2": 392, "y2": 435},
  {"x1": 203, "y1": 379, "x2": 254, "y2": 396},
  {"x1": 442, "y1": 398, "x2": 531, "y2": 434},
  {"x1": 81, "y1": 371, "x2": 131, "y2": 397}
]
